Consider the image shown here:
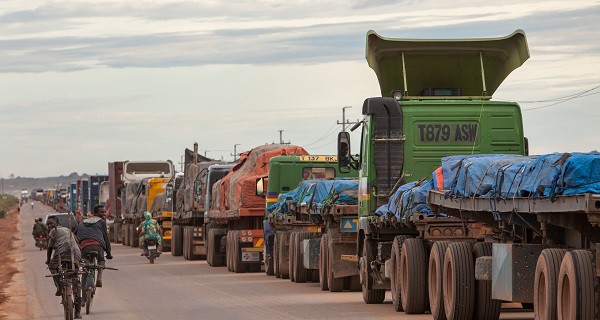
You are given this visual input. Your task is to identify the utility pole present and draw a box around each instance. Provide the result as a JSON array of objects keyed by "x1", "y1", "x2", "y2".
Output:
[
  {"x1": 231, "y1": 144, "x2": 241, "y2": 161},
  {"x1": 278, "y1": 130, "x2": 290, "y2": 145},
  {"x1": 204, "y1": 150, "x2": 210, "y2": 158},
  {"x1": 337, "y1": 106, "x2": 358, "y2": 132}
]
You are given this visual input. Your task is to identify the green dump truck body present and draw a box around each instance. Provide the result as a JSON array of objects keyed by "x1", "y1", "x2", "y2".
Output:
[{"x1": 353, "y1": 30, "x2": 529, "y2": 218}]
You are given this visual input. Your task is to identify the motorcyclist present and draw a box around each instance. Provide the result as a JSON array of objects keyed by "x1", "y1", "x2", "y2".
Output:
[
  {"x1": 32, "y1": 218, "x2": 48, "y2": 239},
  {"x1": 138, "y1": 212, "x2": 162, "y2": 256},
  {"x1": 46, "y1": 215, "x2": 82, "y2": 318},
  {"x1": 74, "y1": 205, "x2": 112, "y2": 287}
]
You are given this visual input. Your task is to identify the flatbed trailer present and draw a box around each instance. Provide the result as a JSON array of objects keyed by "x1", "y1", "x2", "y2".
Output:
[
  {"x1": 427, "y1": 190, "x2": 600, "y2": 320},
  {"x1": 274, "y1": 203, "x2": 362, "y2": 291}
]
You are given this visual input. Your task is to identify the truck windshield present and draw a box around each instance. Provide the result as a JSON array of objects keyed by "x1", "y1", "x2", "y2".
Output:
[
  {"x1": 302, "y1": 167, "x2": 335, "y2": 180},
  {"x1": 126, "y1": 163, "x2": 172, "y2": 174}
]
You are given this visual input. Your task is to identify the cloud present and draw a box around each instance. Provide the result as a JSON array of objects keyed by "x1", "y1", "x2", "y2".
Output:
[{"x1": 0, "y1": 0, "x2": 597, "y2": 73}]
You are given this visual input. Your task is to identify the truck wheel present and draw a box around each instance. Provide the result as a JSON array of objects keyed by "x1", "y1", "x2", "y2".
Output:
[
  {"x1": 182, "y1": 227, "x2": 189, "y2": 260},
  {"x1": 171, "y1": 225, "x2": 183, "y2": 257},
  {"x1": 534, "y1": 249, "x2": 567, "y2": 320},
  {"x1": 443, "y1": 242, "x2": 475, "y2": 320},
  {"x1": 319, "y1": 234, "x2": 329, "y2": 291},
  {"x1": 274, "y1": 232, "x2": 281, "y2": 278},
  {"x1": 208, "y1": 229, "x2": 225, "y2": 267},
  {"x1": 294, "y1": 232, "x2": 308, "y2": 283},
  {"x1": 557, "y1": 250, "x2": 598, "y2": 320},
  {"x1": 278, "y1": 232, "x2": 289, "y2": 279},
  {"x1": 265, "y1": 233, "x2": 275, "y2": 276},
  {"x1": 327, "y1": 235, "x2": 344, "y2": 292},
  {"x1": 206, "y1": 229, "x2": 214, "y2": 266},
  {"x1": 349, "y1": 275, "x2": 361, "y2": 292},
  {"x1": 233, "y1": 231, "x2": 245, "y2": 273},
  {"x1": 472, "y1": 242, "x2": 500, "y2": 320},
  {"x1": 130, "y1": 223, "x2": 138, "y2": 248},
  {"x1": 361, "y1": 238, "x2": 385, "y2": 304},
  {"x1": 391, "y1": 236, "x2": 410, "y2": 312},
  {"x1": 123, "y1": 223, "x2": 130, "y2": 246},
  {"x1": 400, "y1": 238, "x2": 428, "y2": 314},
  {"x1": 428, "y1": 241, "x2": 450, "y2": 319},
  {"x1": 289, "y1": 232, "x2": 296, "y2": 282},
  {"x1": 226, "y1": 231, "x2": 232, "y2": 272}
]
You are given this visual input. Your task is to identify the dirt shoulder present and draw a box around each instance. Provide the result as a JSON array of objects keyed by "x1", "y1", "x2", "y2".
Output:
[{"x1": 0, "y1": 205, "x2": 30, "y2": 320}]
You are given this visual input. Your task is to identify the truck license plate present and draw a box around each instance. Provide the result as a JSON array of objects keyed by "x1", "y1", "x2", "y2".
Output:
[
  {"x1": 241, "y1": 252, "x2": 259, "y2": 262},
  {"x1": 148, "y1": 245, "x2": 157, "y2": 250}
]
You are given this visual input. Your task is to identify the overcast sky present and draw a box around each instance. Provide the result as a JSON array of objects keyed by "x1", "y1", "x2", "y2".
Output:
[{"x1": 0, "y1": 0, "x2": 598, "y2": 177}]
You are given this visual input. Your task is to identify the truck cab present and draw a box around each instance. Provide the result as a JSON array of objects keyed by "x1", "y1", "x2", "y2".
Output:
[{"x1": 337, "y1": 30, "x2": 529, "y2": 307}]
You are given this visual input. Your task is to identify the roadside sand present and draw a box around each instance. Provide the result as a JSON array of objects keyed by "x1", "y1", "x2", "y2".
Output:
[{"x1": 0, "y1": 206, "x2": 32, "y2": 320}]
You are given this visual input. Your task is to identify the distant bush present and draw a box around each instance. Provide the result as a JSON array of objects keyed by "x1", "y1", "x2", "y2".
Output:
[
  {"x1": 0, "y1": 210, "x2": 5, "y2": 219},
  {"x1": 0, "y1": 195, "x2": 18, "y2": 214}
]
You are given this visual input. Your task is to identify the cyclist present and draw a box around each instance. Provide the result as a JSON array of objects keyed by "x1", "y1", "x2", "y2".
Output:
[
  {"x1": 75, "y1": 205, "x2": 112, "y2": 287},
  {"x1": 46, "y1": 215, "x2": 82, "y2": 318}
]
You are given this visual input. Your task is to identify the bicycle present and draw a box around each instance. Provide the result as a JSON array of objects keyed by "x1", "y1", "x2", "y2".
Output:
[
  {"x1": 46, "y1": 262, "x2": 82, "y2": 320},
  {"x1": 81, "y1": 251, "x2": 118, "y2": 315}
]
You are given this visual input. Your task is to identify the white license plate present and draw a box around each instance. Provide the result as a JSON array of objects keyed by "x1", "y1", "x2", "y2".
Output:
[
  {"x1": 148, "y1": 245, "x2": 157, "y2": 250},
  {"x1": 241, "y1": 252, "x2": 259, "y2": 262}
]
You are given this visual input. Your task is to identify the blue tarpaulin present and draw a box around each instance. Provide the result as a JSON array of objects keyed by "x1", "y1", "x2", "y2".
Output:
[
  {"x1": 376, "y1": 152, "x2": 600, "y2": 222},
  {"x1": 268, "y1": 179, "x2": 358, "y2": 216}
]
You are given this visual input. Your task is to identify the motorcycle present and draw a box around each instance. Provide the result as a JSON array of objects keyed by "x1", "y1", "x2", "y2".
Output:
[
  {"x1": 144, "y1": 238, "x2": 160, "y2": 264},
  {"x1": 35, "y1": 234, "x2": 48, "y2": 251}
]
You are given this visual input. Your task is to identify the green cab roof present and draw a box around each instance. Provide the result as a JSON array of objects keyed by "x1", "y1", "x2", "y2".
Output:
[{"x1": 366, "y1": 29, "x2": 529, "y2": 99}]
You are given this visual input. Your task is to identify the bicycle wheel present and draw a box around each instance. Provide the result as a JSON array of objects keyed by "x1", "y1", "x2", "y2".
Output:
[
  {"x1": 85, "y1": 290, "x2": 92, "y2": 314},
  {"x1": 63, "y1": 293, "x2": 74, "y2": 320}
]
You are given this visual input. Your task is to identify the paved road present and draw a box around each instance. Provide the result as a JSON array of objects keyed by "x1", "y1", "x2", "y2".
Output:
[{"x1": 21, "y1": 203, "x2": 533, "y2": 320}]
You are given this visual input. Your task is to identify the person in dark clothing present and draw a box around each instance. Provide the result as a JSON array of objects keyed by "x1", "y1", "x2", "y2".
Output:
[
  {"x1": 32, "y1": 218, "x2": 48, "y2": 238},
  {"x1": 46, "y1": 216, "x2": 82, "y2": 319},
  {"x1": 75, "y1": 205, "x2": 112, "y2": 287}
]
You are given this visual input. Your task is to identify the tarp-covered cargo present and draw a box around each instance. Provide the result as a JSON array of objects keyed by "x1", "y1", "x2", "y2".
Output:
[
  {"x1": 212, "y1": 144, "x2": 308, "y2": 219},
  {"x1": 376, "y1": 152, "x2": 600, "y2": 222},
  {"x1": 268, "y1": 179, "x2": 358, "y2": 216}
]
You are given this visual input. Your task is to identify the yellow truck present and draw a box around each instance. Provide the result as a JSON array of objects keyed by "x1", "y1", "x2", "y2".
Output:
[{"x1": 147, "y1": 177, "x2": 172, "y2": 252}]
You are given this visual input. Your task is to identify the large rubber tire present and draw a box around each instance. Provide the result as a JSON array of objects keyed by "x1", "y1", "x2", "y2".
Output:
[
  {"x1": 233, "y1": 231, "x2": 245, "y2": 273},
  {"x1": 208, "y1": 229, "x2": 226, "y2": 267},
  {"x1": 361, "y1": 238, "x2": 385, "y2": 304},
  {"x1": 274, "y1": 232, "x2": 281, "y2": 278},
  {"x1": 226, "y1": 231, "x2": 232, "y2": 272},
  {"x1": 400, "y1": 238, "x2": 428, "y2": 314},
  {"x1": 557, "y1": 250, "x2": 599, "y2": 320},
  {"x1": 265, "y1": 251, "x2": 274, "y2": 276},
  {"x1": 123, "y1": 223, "x2": 130, "y2": 246},
  {"x1": 278, "y1": 232, "x2": 289, "y2": 279},
  {"x1": 289, "y1": 232, "x2": 297, "y2": 282},
  {"x1": 472, "y1": 242, "x2": 501, "y2": 320},
  {"x1": 129, "y1": 223, "x2": 138, "y2": 248},
  {"x1": 182, "y1": 227, "x2": 189, "y2": 260},
  {"x1": 206, "y1": 229, "x2": 214, "y2": 266},
  {"x1": 294, "y1": 232, "x2": 308, "y2": 283},
  {"x1": 391, "y1": 236, "x2": 410, "y2": 312},
  {"x1": 443, "y1": 242, "x2": 475, "y2": 320},
  {"x1": 327, "y1": 234, "x2": 344, "y2": 292},
  {"x1": 171, "y1": 225, "x2": 183, "y2": 257},
  {"x1": 429, "y1": 241, "x2": 451, "y2": 320},
  {"x1": 535, "y1": 249, "x2": 568, "y2": 320},
  {"x1": 319, "y1": 234, "x2": 329, "y2": 291}
]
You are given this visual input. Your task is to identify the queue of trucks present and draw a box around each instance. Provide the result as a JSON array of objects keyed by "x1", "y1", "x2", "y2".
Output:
[{"x1": 31, "y1": 29, "x2": 598, "y2": 320}]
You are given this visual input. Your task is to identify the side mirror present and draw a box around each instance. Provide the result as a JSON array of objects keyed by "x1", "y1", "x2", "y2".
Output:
[
  {"x1": 337, "y1": 131, "x2": 351, "y2": 171},
  {"x1": 256, "y1": 177, "x2": 266, "y2": 197},
  {"x1": 194, "y1": 180, "x2": 202, "y2": 194}
]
